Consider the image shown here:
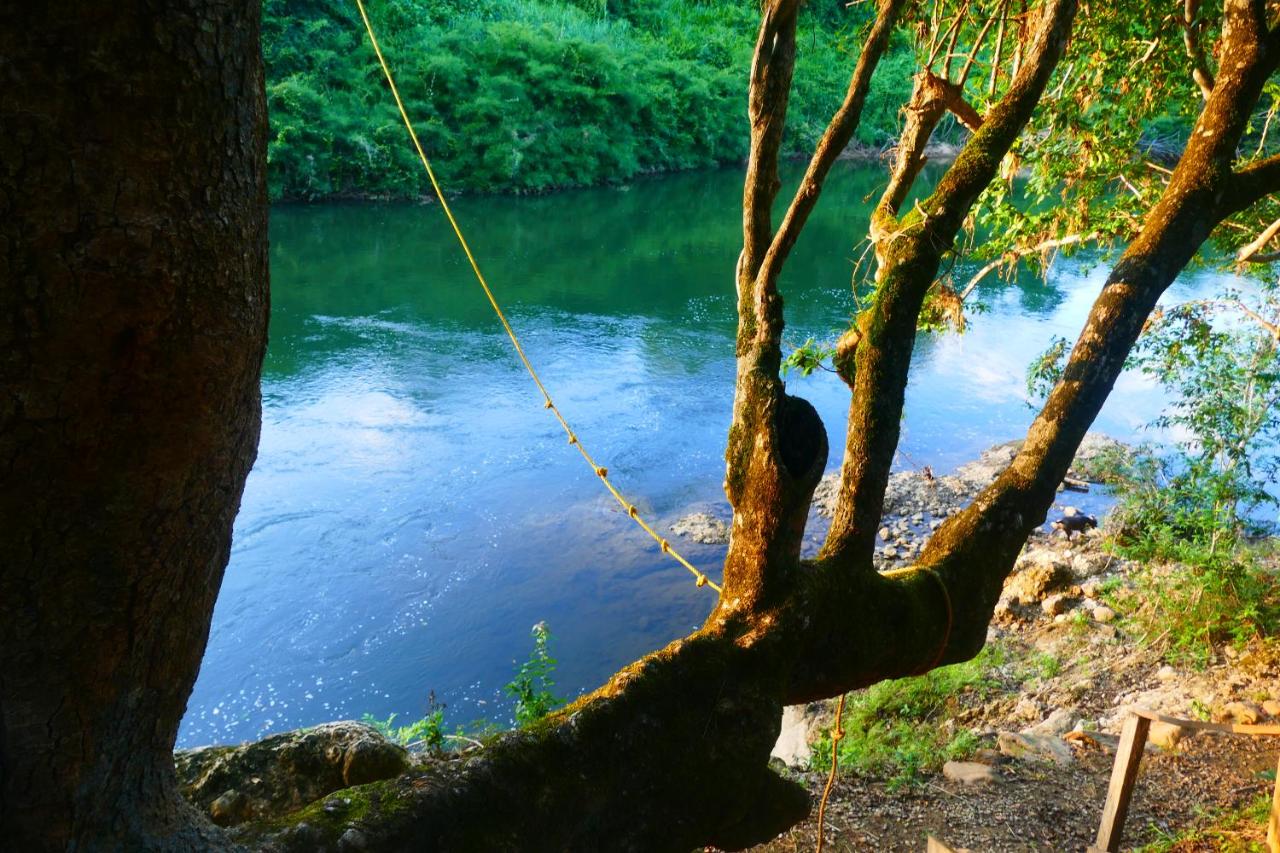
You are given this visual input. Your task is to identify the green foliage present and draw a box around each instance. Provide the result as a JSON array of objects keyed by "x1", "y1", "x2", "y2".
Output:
[
  {"x1": 781, "y1": 337, "x2": 837, "y2": 377},
  {"x1": 810, "y1": 644, "x2": 1006, "y2": 788},
  {"x1": 1030, "y1": 652, "x2": 1061, "y2": 680},
  {"x1": 1136, "y1": 790, "x2": 1271, "y2": 852},
  {"x1": 1024, "y1": 334, "x2": 1071, "y2": 403},
  {"x1": 1128, "y1": 296, "x2": 1280, "y2": 545},
  {"x1": 1105, "y1": 547, "x2": 1280, "y2": 668},
  {"x1": 505, "y1": 621, "x2": 566, "y2": 726},
  {"x1": 260, "y1": 0, "x2": 913, "y2": 199},
  {"x1": 1084, "y1": 295, "x2": 1280, "y2": 562},
  {"x1": 362, "y1": 707, "x2": 446, "y2": 752}
]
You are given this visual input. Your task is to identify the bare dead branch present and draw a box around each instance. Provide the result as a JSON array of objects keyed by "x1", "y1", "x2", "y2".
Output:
[
  {"x1": 1236, "y1": 214, "x2": 1280, "y2": 262},
  {"x1": 988, "y1": 0, "x2": 1009, "y2": 95},
  {"x1": 958, "y1": 232, "x2": 1095, "y2": 301},
  {"x1": 958, "y1": 0, "x2": 1006, "y2": 86},
  {"x1": 942, "y1": 0, "x2": 971, "y2": 77}
]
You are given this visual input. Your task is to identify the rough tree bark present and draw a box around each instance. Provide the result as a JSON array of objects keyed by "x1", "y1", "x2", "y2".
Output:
[{"x1": 0, "y1": 1, "x2": 269, "y2": 850}]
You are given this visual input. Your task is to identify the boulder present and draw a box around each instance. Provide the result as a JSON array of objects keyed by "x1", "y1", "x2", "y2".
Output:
[
  {"x1": 175, "y1": 721, "x2": 409, "y2": 827},
  {"x1": 996, "y1": 731, "x2": 1073, "y2": 765},
  {"x1": 1005, "y1": 557, "x2": 1072, "y2": 605},
  {"x1": 942, "y1": 761, "x2": 999, "y2": 785},
  {"x1": 670, "y1": 512, "x2": 730, "y2": 545},
  {"x1": 1149, "y1": 720, "x2": 1190, "y2": 750},
  {"x1": 771, "y1": 704, "x2": 826, "y2": 768},
  {"x1": 1027, "y1": 708, "x2": 1076, "y2": 736}
]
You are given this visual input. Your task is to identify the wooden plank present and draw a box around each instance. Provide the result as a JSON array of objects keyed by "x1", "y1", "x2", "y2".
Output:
[
  {"x1": 1268, "y1": 753, "x2": 1280, "y2": 853},
  {"x1": 1130, "y1": 708, "x2": 1280, "y2": 737},
  {"x1": 1094, "y1": 713, "x2": 1152, "y2": 852}
]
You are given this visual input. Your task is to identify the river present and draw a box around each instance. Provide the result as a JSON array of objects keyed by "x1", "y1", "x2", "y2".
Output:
[{"x1": 177, "y1": 162, "x2": 1231, "y2": 748}]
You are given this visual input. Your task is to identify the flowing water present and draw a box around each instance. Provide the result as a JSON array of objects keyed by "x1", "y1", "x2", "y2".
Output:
[{"x1": 178, "y1": 162, "x2": 1232, "y2": 748}]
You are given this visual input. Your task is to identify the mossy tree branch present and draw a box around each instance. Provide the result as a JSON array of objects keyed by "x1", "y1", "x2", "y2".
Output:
[
  {"x1": 822, "y1": 0, "x2": 1079, "y2": 570},
  {"x1": 721, "y1": 0, "x2": 901, "y2": 613}
]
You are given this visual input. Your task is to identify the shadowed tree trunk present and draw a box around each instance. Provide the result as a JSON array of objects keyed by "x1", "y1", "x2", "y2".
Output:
[{"x1": 0, "y1": 1, "x2": 268, "y2": 849}]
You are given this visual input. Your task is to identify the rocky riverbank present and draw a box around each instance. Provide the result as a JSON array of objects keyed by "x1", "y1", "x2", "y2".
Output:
[{"x1": 672, "y1": 432, "x2": 1126, "y2": 564}]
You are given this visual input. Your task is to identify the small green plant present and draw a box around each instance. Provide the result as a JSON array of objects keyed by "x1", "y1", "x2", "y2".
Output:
[
  {"x1": 505, "y1": 621, "x2": 566, "y2": 726},
  {"x1": 1025, "y1": 335, "x2": 1071, "y2": 404},
  {"x1": 1136, "y1": 790, "x2": 1270, "y2": 852},
  {"x1": 1031, "y1": 652, "x2": 1062, "y2": 680},
  {"x1": 1111, "y1": 552, "x2": 1280, "y2": 668},
  {"x1": 781, "y1": 338, "x2": 837, "y2": 377},
  {"x1": 810, "y1": 644, "x2": 1007, "y2": 788},
  {"x1": 363, "y1": 708, "x2": 446, "y2": 753}
]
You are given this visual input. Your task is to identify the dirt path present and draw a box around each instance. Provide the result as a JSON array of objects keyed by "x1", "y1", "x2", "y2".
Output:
[
  {"x1": 745, "y1": 526, "x2": 1279, "y2": 852},
  {"x1": 759, "y1": 733, "x2": 1273, "y2": 851}
]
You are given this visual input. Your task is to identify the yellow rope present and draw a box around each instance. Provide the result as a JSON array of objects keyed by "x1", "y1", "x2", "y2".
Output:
[
  {"x1": 815, "y1": 566, "x2": 951, "y2": 851},
  {"x1": 353, "y1": 0, "x2": 721, "y2": 595},
  {"x1": 815, "y1": 693, "x2": 846, "y2": 853}
]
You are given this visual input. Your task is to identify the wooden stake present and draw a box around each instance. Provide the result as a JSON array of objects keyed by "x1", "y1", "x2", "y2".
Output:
[
  {"x1": 1092, "y1": 713, "x2": 1151, "y2": 852},
  {"x1": 1267, "y1": 752, "x2": 1280, "y2": 853}
]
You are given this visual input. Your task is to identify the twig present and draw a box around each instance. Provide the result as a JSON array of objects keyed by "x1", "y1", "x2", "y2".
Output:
[
  {"x1": 958, "y1": 233, "x2": 1094, "y2": 301},
  {"x1": 1235, "y1": 216, "x2": 1280, "y2": 264}
]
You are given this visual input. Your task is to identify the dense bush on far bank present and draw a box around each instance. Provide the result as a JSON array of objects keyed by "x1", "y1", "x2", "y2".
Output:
[{"x1": 262, "y1": 0, "x2": 914, "y2": 200}]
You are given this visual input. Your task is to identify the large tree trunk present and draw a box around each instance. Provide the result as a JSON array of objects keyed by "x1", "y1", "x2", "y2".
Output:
[{"x1": 0, "y1": 1, "x2": 268, "y2": 849}]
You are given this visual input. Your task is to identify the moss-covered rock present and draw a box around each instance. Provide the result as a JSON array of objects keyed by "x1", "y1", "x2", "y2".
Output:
[{"x1": 175, "y1": 722, "x2": 409, "y2": 827}]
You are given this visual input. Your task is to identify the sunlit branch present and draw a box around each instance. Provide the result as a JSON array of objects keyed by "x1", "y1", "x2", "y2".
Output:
[
  {"x1": 754, "y1": 0, "x2": 906, "y2": 291},
  {"x1": 1236, "y1": 215, "x2": 1280, "y2": 263},
  {"x1": 958, "y1": 232, "x2": 1095, "y2": 301},
  {"x1": 1181, "y1": 0, "x2": 1216, "y2": 99}
]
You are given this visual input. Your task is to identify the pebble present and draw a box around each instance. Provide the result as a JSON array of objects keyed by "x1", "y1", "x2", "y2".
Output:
[
  {"x1": 1041, "y1": 593, "x2": 1072, "y2": 616},
  {"x1": 1092, "y1": 606, "x2": 1116, "y2": 623}
]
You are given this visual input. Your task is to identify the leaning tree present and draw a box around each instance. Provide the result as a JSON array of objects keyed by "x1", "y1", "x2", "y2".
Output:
[{"x1": 5, "y1": 0, "x2": 1280, "y2": 850}]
